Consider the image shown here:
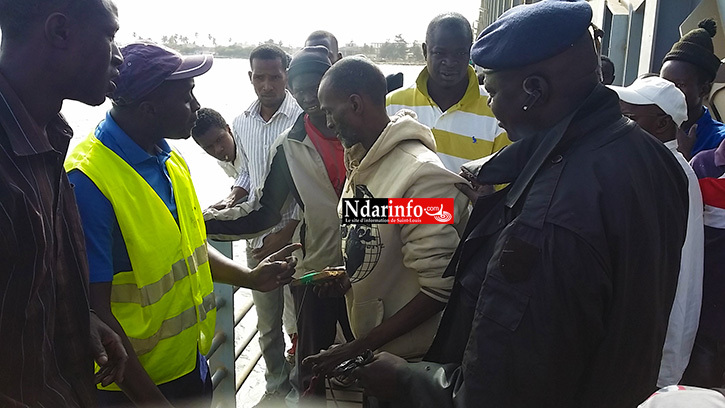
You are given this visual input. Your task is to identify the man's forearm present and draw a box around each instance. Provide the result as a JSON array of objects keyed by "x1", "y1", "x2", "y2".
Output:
[
  {"x1": 226, "y1": 186, "x2": 248, "y2": 206},
  {"x1": 205, "y1": 146, "x2": 294, "y2": 239},
  {"x1": 356, "y1": 292, "x2": 446, "y2": 352},
  {"x1": 91, "y1": 304, "x2": 171, "y2": 406},
  {"x1": 208, "y1": 245, "x2": 253, "y2": 287}
]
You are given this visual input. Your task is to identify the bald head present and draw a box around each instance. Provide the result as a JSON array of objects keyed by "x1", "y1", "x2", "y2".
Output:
[
  {"x1": 321, "y1": 56, "x2": 387, "y2": 107},
  {"x1": 318, "y1": 57, "x2": 389, "y2": 149}
]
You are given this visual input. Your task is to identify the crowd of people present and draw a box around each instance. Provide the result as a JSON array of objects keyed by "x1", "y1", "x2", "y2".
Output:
[{"x1": 3, "y1": 0, "x2": 725, "y2": 407}]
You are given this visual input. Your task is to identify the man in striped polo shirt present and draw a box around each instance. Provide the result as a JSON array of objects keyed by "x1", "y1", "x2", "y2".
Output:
[{"x1": 386, "y1": 13, "x2": 510, "y2": 172}]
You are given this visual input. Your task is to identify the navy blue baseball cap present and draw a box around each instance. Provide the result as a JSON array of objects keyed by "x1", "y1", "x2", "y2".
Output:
[
  {"x1": 472, "y1": 0, "x2": 592, "y2": 71},
  {"x1": 112, "y1": 42, "x2": 213, "y2": 105}
]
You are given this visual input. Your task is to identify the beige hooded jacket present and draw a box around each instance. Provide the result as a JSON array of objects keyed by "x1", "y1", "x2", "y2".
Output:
[{"x1": 339, "y1": 110, "x2": 470, "y2": 360}]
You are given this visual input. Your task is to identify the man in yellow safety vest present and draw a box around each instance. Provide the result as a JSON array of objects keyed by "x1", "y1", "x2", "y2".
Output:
[{"x1": 66, "y1": 42, "x2": 299, "y2": 407}]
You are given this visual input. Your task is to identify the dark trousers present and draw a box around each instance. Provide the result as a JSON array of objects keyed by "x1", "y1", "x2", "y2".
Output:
[
  {"x1": 97, "y1": 352, "x2": 213, "y2": 408},
  {"x1": 681, "y1": 332, "x2": 725, "y2": 388},
  {"x1": 291, "y1": 285, "x2": 353, "y2": 399}
]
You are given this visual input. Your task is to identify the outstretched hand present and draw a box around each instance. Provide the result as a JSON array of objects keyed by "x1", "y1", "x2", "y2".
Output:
[
  {"x1": 313, "y1": 271, "x2": 351, "y2": 298},
  {"x1": 89, "y1": 312, "x2": 127, "y2": 387},
  {"x1": 249, "y1": 243, "x2": 301, "y2": 292}
]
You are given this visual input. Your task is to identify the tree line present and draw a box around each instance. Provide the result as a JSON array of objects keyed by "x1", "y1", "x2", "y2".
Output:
[{"x1": 133, "y1": 33, "x2": 426, "y2": 63}]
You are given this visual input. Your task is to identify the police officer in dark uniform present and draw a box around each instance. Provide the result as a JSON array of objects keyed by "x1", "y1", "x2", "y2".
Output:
[{"x1": 350, "y1": 1, "x2": 689, "y2": 407}]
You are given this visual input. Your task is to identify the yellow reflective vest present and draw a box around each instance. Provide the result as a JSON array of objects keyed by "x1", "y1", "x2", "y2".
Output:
[{"x1": 65, "y1": 134, "x2": 216, "y2": 390}]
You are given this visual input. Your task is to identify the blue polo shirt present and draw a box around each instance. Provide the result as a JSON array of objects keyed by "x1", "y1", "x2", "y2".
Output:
[
  {"x1": 70, "y1": 113, "x2": 210, "y2": 390},
  {"x1": 691, "y1": 107, "x2": 725, "y2": 157},
  {"x1": 68, "y1": 112, "x2": 178, "y2": 283}
]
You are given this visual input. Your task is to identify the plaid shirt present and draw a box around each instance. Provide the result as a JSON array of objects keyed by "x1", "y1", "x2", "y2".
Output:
[{"x1": 0, "y1": 72, "x2": 94, "y2": 407}]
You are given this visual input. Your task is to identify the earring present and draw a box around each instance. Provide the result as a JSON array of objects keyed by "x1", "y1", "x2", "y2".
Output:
[{"x1": 521, "y1": 91, "x2": 540, "y2": 112}]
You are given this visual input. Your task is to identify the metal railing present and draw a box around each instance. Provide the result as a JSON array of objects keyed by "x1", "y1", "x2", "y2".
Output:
[{"x1": 207, "y1": 240, "x2": 261, "y2": 408}]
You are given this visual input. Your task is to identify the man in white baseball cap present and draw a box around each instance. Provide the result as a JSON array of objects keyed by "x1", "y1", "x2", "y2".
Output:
[
  {"x1": 610, "y1": 74, "x2": 688, "y2": 140},
  {"x1": 610, "y1": 75, "x2": 704, "y2": 388}
]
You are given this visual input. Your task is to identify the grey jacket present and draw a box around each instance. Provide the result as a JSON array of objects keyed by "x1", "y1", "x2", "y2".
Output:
[{"x1": 204, "y1": 113, "x2": 343, "y2": 276}]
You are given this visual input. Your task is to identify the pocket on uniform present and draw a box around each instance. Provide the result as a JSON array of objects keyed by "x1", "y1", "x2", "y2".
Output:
[
  {"x1": 477, "y1": 276, "x2": 529, "y2": 332},
  {"x1": 350, "y1": 297, "x2": 384, "y2": 339}
]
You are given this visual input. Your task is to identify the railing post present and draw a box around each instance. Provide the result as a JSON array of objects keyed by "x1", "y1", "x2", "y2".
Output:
[{"x1": 208, "y1": 240, "x2": 237, "y2": 408}]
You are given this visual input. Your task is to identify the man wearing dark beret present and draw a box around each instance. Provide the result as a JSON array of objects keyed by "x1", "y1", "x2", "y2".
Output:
[
  {"x1": 350, "y1": 1, "x2": 689, "y2": 407},
  {"x1": 661, "y1": 19, "x2": 725, "y2": 160}
]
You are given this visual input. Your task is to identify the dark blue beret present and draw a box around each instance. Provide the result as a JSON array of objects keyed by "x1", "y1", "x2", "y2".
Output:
[{"x1": 472, "y1": 0, "x2": 593, "y2": 71}]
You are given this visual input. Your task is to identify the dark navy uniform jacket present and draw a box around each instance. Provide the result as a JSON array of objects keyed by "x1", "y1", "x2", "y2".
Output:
[{"x1": 396, "y1": 85, "x2": 689, "y2": 408}]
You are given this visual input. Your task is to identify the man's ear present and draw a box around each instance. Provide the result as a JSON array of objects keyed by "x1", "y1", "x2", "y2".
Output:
[
  {"x1": 350, "y1": 94, "x2": 364, "y2": 115},
  {"x1": 522, "y1": 75, "x2": 548, "y2": 107},
  {"x1": 45, "y1": 12, "x2": 72, "y2": 49},
  {"x1": 422, "y1": 43, "x2": 428, "y2": 61},
  {"x1": 248, "y1": 71, "x2": 253, "y2": 83}
]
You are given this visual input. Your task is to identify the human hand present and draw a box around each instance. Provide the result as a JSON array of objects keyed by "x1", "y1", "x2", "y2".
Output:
[
  {"x1": 252, "y1": 227, "x2": 294, "y2": 261},
  {"x1": 303, "y1": 341, "x2": 364, "y2": 377},
  {"x1": 89, "y1": 311, "x2": 127, "y2": 387},
  {"x1": 350, "y1": 352, "x2": 408, "y2": 401},
  {"x1": 208, "y1": 197, "x2": 235, "y2": 211},
  {"x1": 249, "y1": 243, "x2": 301, "y2": 292},
  {"x1": 312, "y1": 270, "x2": 351, "y2": 298},
  {"x1": 456, "y1": 168, "x2": 495, "y2": 203},
  {"x1": 676, "y1": 124, "x2": 697, "y2": 161}
]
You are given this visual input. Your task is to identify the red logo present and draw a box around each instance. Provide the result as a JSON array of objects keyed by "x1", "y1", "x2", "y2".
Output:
[
  {"x1": 387, "y1": 198, "x2": 454, "y2": 224},
  {"x1": 341, "y1": 198, "x2": 455, "y2": 224}
]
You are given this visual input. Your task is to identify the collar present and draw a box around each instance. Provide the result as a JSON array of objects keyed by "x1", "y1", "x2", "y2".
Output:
[
  {"x1": 696, "y1": 106, "x2": 714, "y2": 129},
  {"x1": 304, "y1": 114, "x2": 326, "y2": 141},
  {"x1": 415, "y1": 65, "x2": 480, "y2": 111},
  {"x1": 98, "y1": 111, "x2": 171, "y2": 165},
  {"x1": 244, "y1": 90, "x2": 299, "y2": 122},
  {"x1": 478, "y1": 84, "x2": 627, "y2": 209},
  {"x1": 288, "y1": 112, "x2": 309, "y2": 142},
  {"x1": 0, "y1": 71, "x2": 72, "y2": 156},
  {"x1": 664, "y1": 139, "x2": 678, "y2": 154}
]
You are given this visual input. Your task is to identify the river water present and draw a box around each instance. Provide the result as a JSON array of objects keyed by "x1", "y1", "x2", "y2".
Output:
[
  {"x1": 62, "y1": 59, "x2": 423, "y2": 209},
  {"x1": 60, "y1": 58, "x2": 424, "y2": 407}
]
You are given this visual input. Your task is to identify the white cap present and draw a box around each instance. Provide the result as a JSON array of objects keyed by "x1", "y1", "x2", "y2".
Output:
[{"x1": 608, "y1": 76, "x2": 688, "y2": 127}]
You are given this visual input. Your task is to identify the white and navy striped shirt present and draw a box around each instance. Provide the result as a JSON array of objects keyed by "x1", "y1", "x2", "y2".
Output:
[{"x1": 232, "y1": 90, "x2": 302, "y2": 248}]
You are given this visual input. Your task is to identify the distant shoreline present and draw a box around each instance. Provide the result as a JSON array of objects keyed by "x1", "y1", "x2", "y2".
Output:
[{"x1": 208, "y1": 55, "x2": 423, "y2": 66}]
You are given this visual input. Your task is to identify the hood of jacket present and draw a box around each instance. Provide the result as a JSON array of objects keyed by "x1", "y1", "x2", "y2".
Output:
[{"x1": 345, "y1": 110, "x2": 437, "y2": 185}]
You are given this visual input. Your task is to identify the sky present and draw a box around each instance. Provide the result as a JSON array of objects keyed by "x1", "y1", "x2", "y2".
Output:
[{"x1": 111, "y1": 0, "x2": 482, "y2": 47}]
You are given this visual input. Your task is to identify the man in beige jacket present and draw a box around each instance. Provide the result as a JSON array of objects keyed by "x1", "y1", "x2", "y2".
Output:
[{"x1": 304, "y1": 56, "x2": 470, "y2": 375}]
